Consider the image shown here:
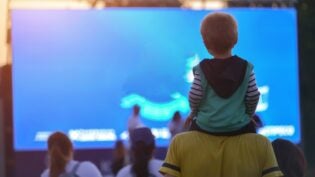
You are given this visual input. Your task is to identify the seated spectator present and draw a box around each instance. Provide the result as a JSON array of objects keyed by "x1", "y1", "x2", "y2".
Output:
[
  {"x1": 110, "y1": 140, "x2": 128, "y2": 176},
  {"x1": 160, "y1": 131, "x2": 283, "y2": 177},
  {"x1": 41, "y1": 131, "x2": 102, "y2": 177},
  {"x1": 117, "y1": 127, "x2": 163, "y2": 177},
  {"x1": 272, "y1": 139, "x2": 307, "y2": 177}
]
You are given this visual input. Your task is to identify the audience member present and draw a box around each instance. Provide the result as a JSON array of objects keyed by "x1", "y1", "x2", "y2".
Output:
[
  {"x1": 160, "y1": 131, "x2": 283, "y2": 177},
  {"x1": 185, "y1": 12, "x2": 260, "y2": 135},
  {"x1": 110, "y1": 140, "x2": 128, "y2": 176},
  {"x1": 127, "y1": 105, "x2": 145, "y2": 134},
  {"x1": 41, "y1": 131, "x2": 102, "y2": 177},
  {"x1": 272, "y1": 138, "x2": 307, "y2": 177},
  {"x1": 160, "y1": 12, "x2": 282, "y2": 177},
  {"x1": 117, "y1": 127, "x2": 163, "y2": 177},
  {"x1": 168, "y1": 111, "x2": 185, "y2": 138}
]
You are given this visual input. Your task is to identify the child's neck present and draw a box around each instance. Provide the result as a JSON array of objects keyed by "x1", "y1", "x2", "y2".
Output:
[{"x1": 213, "y1": 51, "x2": 233, "y2": 59}]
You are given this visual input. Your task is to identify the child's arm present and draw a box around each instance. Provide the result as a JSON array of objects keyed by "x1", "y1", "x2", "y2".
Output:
[
  {"x1": 185, "y1": 70, "x2": 203, "y2": 128},
  {"x1": 189, "y1": 70, "x2": 203, "y2": 114},
  {"x1": 184, "y1": 111, "x2": 195, "y2": 129},
  {"x1": 245, "y1": 70, "x2": 260, "y2": 116}
]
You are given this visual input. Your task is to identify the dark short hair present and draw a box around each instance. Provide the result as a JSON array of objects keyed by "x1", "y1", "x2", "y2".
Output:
[
  {"x1": 272, "y1": 139, "x2": 306, "y2": 177},
  {"x1": 130, "y1": 127, "x2": 155, "y2": 146}
]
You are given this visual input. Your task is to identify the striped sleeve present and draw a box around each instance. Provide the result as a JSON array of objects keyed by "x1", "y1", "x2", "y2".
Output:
[
  {"x1": 245, "y1": 70, "x2": 260, "y2": 116},
  {"x1": 189, "y1": 70, "x2": 203, "y2": 113}
]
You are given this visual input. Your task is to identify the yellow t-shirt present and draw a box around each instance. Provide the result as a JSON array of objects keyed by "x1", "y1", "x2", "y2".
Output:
[{"x1": 160, "y1": 131, "x2": 283, "y2": 177}]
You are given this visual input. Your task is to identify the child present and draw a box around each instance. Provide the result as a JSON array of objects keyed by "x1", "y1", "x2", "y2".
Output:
[{"x1": 185, "y1": 12, "x2": 260, "y2": 135}]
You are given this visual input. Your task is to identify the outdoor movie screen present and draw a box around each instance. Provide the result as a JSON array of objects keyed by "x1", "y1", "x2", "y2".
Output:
[{"x1": 11, "y1": 8, "x2": 299, "y2": 150}]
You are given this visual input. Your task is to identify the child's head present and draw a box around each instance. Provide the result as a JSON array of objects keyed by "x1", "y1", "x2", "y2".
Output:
[{"x1": 200, "y1": 12, "x2": 238, "y2": 56}]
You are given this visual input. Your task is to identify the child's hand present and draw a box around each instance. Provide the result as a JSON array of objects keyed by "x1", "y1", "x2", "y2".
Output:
[{"x1": 184, "y1": 113, "x2": 194, "y2": 129}]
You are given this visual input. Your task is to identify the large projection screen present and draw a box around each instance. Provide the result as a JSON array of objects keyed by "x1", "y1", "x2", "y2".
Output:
[{"x1": 11, "y1": 8, "x2": 300, "y2": 150}]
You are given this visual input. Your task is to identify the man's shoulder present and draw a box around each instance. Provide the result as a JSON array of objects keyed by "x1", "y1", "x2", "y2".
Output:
[
  {"x1": 76, "y1": 161, "x2": 102, "y2": 175},
  {"x1": 172, "y1": 131, "x2": 218, "y2": 143},
  {"x1": 240, "y1": 133, "x2": 270, "y2": 143},
  {"x1": 79, "y1": 161, "x2": 97, "y2": 168},
  {"x1": 174, "y1": 131, "x2": 270, "y2": 144},
  {"x1": 40, "y1": 169, "x2": 49, "y2": 177},
  {"x1": 173, "y1": 130, "x2": 199, "y2": 139},
  {"x1": 116, "y1": 165, "x2": 132, "y2": 177},
  {"x1": 241, "y1": 133, "x2": 268, "y2": 139}
]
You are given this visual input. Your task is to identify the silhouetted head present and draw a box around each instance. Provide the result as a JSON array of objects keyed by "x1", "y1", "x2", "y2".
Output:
[
  {"x1": 133, "y1": 104, "x2": 140, "y2": 116},
  {"x1": 172, "y1": 111, "x2": 181, "y2": 122},
  {"x1": 130, "y1": 127, "x2": 155, "y2": 150},
  {"x1": 113, "y1": 140, "x2": 126, "y2": 158},
  {"x1": 111, "y1": 140, "x2": 127, "y2": 175},
  {"x1": 200, "y1": 12, "x2": 238, "y2": 56},
  {"x1": 47, "y1": 132, "x2": 73, "y2": 177},
  {"x1": 129, "y1": 127, "x2": 155, "y2": 177},
  {"x1": 272, "y1": 139, "x2": 306, "y2": 177}
]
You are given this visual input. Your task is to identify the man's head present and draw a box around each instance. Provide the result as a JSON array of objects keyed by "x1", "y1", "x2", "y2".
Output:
[
  {"x1": 129, "y1": 127, "x2": 155, "y2": 160},
  {"x1": 272, "y1": 139, "x2": 306, "y2": 177},
  {"x1": 200, "y1": 12, "x2": 238, "y2": 56},
  {"x1": 129, "y1": 127, "x2": 155, "y2": 147}
]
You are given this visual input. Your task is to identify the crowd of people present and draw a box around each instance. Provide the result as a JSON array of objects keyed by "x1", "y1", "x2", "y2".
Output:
[
  {"x1": 40, "y1": 12, "x2": 307, "y2": 177},
  {"x1": 41, "y1": 129, "x2": 306, "y2": 177}
]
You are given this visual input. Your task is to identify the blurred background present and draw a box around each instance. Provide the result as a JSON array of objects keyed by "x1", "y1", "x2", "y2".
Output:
[{"x1": 1, "y1": 0, "x2": 315, "y2": 177}]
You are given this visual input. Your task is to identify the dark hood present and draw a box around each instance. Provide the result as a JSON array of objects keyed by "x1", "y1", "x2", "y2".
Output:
[{"x1": 200, "y1": 55, "x2": 248, "y2": 99}]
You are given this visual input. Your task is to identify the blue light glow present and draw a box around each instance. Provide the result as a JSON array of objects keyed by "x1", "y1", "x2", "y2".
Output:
[{"x1": 12, "y1": 8, "x2": 300, "y2": 150}]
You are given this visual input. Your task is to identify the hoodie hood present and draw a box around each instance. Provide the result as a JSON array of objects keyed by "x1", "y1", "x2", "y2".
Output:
[{"x1": 200, "y1": 55, "x2": 248, "y2": 99}]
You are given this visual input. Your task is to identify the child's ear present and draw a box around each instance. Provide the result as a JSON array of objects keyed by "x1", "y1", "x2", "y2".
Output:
[
  {"x1": 234, "y1": 32, "x2": 238, "y2": 44},
  {"x1": 233, "y1": 35, "x2": 238, "y2": 45}
]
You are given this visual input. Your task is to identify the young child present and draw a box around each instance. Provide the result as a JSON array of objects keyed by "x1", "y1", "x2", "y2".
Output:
[{"x1": 186, "y1": 12, "x2": 260, "y2": 135}]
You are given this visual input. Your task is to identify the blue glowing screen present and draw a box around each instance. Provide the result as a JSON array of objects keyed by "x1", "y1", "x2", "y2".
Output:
[{"x1": 12, "y1": 8, "x2": 299, "y2": 150}]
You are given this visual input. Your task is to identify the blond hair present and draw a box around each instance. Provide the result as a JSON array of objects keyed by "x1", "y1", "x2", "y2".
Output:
[{"x1": 200, "y1": 12, "x2": 238, "y2": 55}]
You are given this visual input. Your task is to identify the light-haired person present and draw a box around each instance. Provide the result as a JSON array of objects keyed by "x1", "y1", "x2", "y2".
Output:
[
  {"x1": 159, "y1": 12, "x2": 282, "y2": 177},
  {"x1": 41, "y1": 132, "x2": 102, "y2": 177},
  {"x1": 186, "y1": 12, "x2": 260, "y2": 136}
]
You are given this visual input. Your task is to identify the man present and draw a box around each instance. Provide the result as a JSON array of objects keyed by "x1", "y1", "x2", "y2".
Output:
[{"x1": 160, "y1": 131, "x2": 283, "y2": 177}]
